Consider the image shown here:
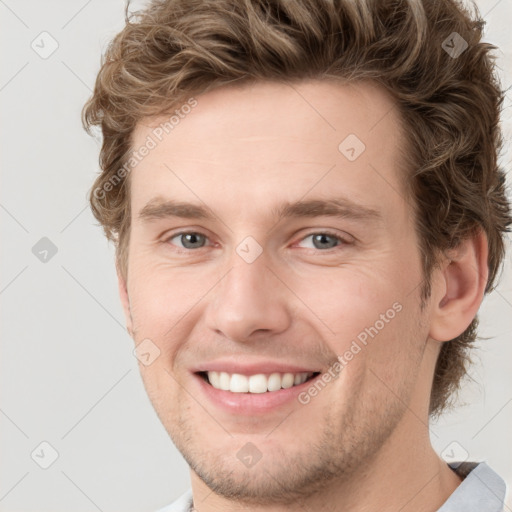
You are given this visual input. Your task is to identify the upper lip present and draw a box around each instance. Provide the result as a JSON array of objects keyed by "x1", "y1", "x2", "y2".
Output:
[{"x1": 192, "y1": 359, "x2": 321, "y2": 376}]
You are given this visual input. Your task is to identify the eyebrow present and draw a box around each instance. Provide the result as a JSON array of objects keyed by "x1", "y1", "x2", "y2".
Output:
[{"x1": 138, "y1": 196, "x2": 382, "y2": 226}]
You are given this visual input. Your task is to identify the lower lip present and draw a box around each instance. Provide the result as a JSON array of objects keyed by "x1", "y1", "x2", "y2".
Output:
[{"x1": 193, "y1": 373, "x2": 321, "y2": 414}]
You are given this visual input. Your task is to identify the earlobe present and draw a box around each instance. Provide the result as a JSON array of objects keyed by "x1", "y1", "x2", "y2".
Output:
[
  {"x1": 116, "y1": 262, "x2": 134, "y2": 338},
  {"x1": 429, "y1": 229, "x2": 489, "y2": 342}
]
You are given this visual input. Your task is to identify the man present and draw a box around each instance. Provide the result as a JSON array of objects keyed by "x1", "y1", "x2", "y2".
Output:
[{"x1": 82, "y1": 0, "x2": 510, "y2": 510}]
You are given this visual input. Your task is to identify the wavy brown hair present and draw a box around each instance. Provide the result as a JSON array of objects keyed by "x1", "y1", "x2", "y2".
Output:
[{"x1": 82, "y1": 0, "x2": 511, "y2": 417}]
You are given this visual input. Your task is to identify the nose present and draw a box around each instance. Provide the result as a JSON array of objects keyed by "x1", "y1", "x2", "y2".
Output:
[{"x1": 204, "y1": 254, "x2": 292, "y2": 343}]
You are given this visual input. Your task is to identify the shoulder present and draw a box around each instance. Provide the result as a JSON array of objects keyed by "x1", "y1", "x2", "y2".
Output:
[{"x1": 438, "y1": 461, "x2": 507, "y2": 512}]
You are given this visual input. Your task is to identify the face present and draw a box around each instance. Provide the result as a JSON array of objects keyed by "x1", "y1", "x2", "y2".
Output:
[{"x1": 121, "y1": 79, "x2": 434, "y2": 504}]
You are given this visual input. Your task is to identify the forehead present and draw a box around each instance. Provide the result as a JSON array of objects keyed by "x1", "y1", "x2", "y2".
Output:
[{"x1": 128, "y1": 79, "x2": 409, "y2": 222}]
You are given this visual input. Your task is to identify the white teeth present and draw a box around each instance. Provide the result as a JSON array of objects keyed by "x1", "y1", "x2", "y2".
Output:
[
  {"x1": 219, "y1": 372, "x2": 231, "y2": 391},
  {"x1": 267, "y1": 372, "x2": 282, "y2": 392},
  {"x1": 248, "y1": 374, "x2": 268, "y2": 393},
  {"x1": 206, "y1": 371, "x2": 312, "y2": 393},
  {"x1": 230, "y1": 373, "x2": 249, "y2": 392},
  {"x1": 281, "y1": 373, "x2": 295, "y2": 389},
  {"x1": 208, "y1": 371, "x2": 220, "y2": 388}
]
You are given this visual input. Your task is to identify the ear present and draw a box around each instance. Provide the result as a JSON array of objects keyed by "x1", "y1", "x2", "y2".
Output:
[
  {"x1": 429, "y1": 229, "x2": 489, "y2": 342},
  {"x1": 116, "y1": 261, "x2": 134, "y2": 338}
]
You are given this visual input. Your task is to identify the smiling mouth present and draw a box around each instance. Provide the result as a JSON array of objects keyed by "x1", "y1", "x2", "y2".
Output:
[{"x1": 198, "y1": 371, "x2": 321, "y2": 393}]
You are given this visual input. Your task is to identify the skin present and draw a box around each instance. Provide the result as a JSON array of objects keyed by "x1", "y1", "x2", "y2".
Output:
[{"x1": 117, "y1": 79, "x2": 488, "y2": 511}]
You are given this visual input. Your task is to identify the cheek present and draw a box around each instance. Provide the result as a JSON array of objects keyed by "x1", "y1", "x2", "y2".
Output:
[
  {"x1": 289, "y1": 255, "x2": 425, "y2": 390},
  {"x1": 128, "y1": 257, "x2": 207, "y2": 326},
  {"x1": 290, "y1": 265, "x2": 406, "y2": 347},
  {"x1": 126, "y1": 258, "x2": 223, "y2": 369}
]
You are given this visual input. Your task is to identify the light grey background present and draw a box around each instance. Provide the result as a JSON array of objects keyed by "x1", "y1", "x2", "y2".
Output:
[{"x1": 0, "y1": 1, "x2": 511, "y2": 511}]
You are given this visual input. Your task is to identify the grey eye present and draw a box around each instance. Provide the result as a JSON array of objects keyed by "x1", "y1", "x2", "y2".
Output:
[
  {"x1": 172, "y1": 232, "x2": 207, "y2": 249},
  {"x1": 300, "y1": 233, "x2": 340, "y2": 250},
  {"x1": 313, "y1": 234, "x2": 339, "y2": 249}
]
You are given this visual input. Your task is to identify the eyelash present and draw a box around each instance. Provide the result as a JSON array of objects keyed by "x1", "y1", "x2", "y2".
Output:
[{"x1": 163, "y1": 229, "x2": 351, "y2": 253}]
